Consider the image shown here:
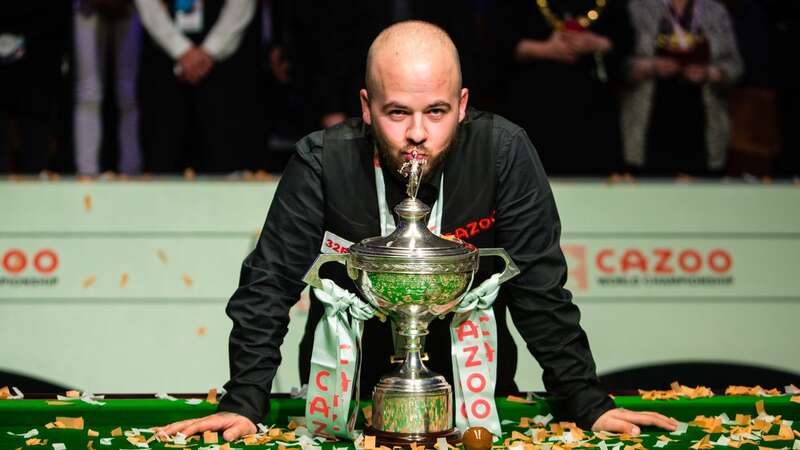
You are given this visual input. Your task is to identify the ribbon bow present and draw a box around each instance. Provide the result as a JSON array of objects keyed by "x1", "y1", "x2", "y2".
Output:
[
  {"x1": 305, "y1": 279, "x2": 375, "y2": 438},
  {"x1": 450, "y1": 273, "x2": 503, "y2": 439}
]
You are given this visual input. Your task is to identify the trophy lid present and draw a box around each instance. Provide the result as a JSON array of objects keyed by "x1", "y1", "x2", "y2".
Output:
[{"x1": 348, "y1": 154, "x2": 478, "y2": 274}]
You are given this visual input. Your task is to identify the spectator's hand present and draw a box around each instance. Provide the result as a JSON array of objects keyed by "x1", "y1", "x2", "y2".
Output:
[
  {"x1": 178, "y1": 47, "x2": 215, "y2": 84},
  {"x1": 562, "y1": 30, "x2": 611, "y2": 55},
  {"x1": 543, "y1": 32, "x2": 578, "y2": 64},
  {"x1": 322, "y1": 112, "x2": 347, "y2": 128},
  {"x1": 592, "y1": 408, "x2": 678, "y2": 435},
  {"x1": 157, "y1": 412, "x2": 256, "y2": 442},
  {"x1": 653, "y1": 57, "x2": 681, "y2": 78},
  {"x1": 683, "y1": 64, "x2": 722, "y2": 84},
  {"x1": 269, "y1": 47, "x2": 291, "y2": 83}
]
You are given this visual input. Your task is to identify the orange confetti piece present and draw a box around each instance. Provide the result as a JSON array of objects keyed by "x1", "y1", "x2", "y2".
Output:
[
  {"x1": 519, "y1": 417, "x2": 530, "y2": 428},
  {"x1": 0, "y1": 386, "x2": 9, "y2": 399},
  {"x1": 84, "y1": 194, "x2": 92, "y2": 212},
  {"x1": 66, "y1": 390, "x2": 81, "y2": 398},
  {"x1": 512, "y1": 431, "x2": 532, "y2": 442},
  {"x1": 56, "y1": 416, "x2": 84, "y2": 429},
  {"x1": 111, "y1": 427, "x2": 122, "y2": 436},
  {"x1": 287, "y1": 420, "x2": 298, "y2": 430},
  {"x1": 363, "y1": 435, "x2": 376, "y2": 450},
  {"x1": 726, "y1": 385, "x2": 781, "y2": 396},
  {"x1": 363, "y1": 405, "x2": 373, "y2": 427},
  {"x1": 507, "y1": 394, "x2": 537, "y2": 404},
  {"x1": 25, "y1": 438, "x2": 41, "y2": 446},
  {"x1": 196, "y1": 326, "x2": 208, "y2": 336},
  {"x1": 119, "y1": 273, "x2": 129, "y2": 288},
  {"x1": 82, "y1": 275, "x2": 97, "y2": 289},
  {"x1": 755, "y1": 400, "x2": 766, "y2": 417},
  {"x1": 207, "y1": 388, "x2": 218, "y2": 404},
  {"x1": 87, "y1": 429, "x2": 99, "y2": 437},
  {"x1": 87, "y1": 440, "x2": 94, "y2": 450},
  {"x1": 268, "y1": 428, "x2": 281, "y2": 437},
  {"x1": 46, "y1": 401, "x2": 74, "y2": 405},
  {"x1": 220, "y1": 444, "x2": 231, "y2": 450},
  {"x1": 690, "y1": 435, "x2": 713, "y2": 450},
  {"x1": 203, "y1": 431, "x2": 218, "y2": 444},
  {"x1": 156, "y1": 249, "x2": 169, "y2": 264},
  {"x1": 182, "y1": 273, "x2": 193, "y2": 287},
  {"x1": 791, "y1": 396, "x2": 800, "y2": 404}
]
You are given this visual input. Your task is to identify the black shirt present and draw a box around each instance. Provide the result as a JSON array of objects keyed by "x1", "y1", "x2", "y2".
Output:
[{"x1": 217, "y1": 111, "x2": 614, "y2": 429}]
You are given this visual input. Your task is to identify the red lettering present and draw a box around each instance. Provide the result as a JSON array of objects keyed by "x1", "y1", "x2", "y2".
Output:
[
  {"x1": 466, "y1": 373, "x2": 487, "y2": 393},
  {"x1": 678, "y1": 250, "x2": 702, "y2": 273},
  {"x1": 479, "y1": 218, "x2": 491, "y2": 230},
  {"x1": 467, "y1": 222, "x2": 479, "y2": 237},
  {"x1": 483, "y1": 341, "x2": 495, "y2": 363},
  {"x1": 621, "y1": 249, "x2": 647, "y2": 273},
  {"x1": 460, "y1": 402, "x2": 468, "y2": 419},
  {"x1": 653, "y1": 248, "x2": 673, "y2": 274},
  {"x1": 308, "y1": 396, "x2": 330, "y2": 418},
  {"x1": 340, "y1": 371, "x2": 350, "y2": 392},
  {"x1": 596, "y1": 249, "x2": 614, "y2": 274},
  {"x1": 33, "y1": 250, "x2": 58, "y2": 274},
  {"x1": 455, "y1": 228, "x2": 469, "y2": 240},
  {"x1": 456, "y1": 320, "x2": 480, "y2": 342},
  {"x1": 315, "y1": 370, "x2": 330, "y2": 392},
  {"x1": 463, "y1": 345, "x2": 481, "y2": 367},
  {"x1": 312, "y1": 420, "x2": 329, "y2": 435},
  {"x1": 708, "y1": 249, "x2": 732, "y2": 273},
  {"x1": 3, "y1": 249, "x2": 26, "y2": 274},
  {"x1": 471, "y1": 399, "x2": 491, "y2": 419},
  {"x1": 339, "y1": 344, "x2": 350, "y2": 365}
]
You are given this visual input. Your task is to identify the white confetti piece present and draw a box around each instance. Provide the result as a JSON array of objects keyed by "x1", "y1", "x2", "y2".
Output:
[
  {"x1": 502, "y1": 419, "x2": 518, "y2": 425},
  {"x1": 597, "y1": 440, "x2": 609, "y2": 450},
  {"x1": 654, "y1": 441, "x2": 669, "y2": 448},
  {"x1": 793, "y1": 440, "x2": 800, "y2": 450},
  {"x1": 8, "y1": 387, "x2": 24, "y2": 399},
  {"x1": 156, "y1": 393, "x2": 178, "y2": 401},
  {"x1": 100, "y1": 437, "x2": 113, "y2": 445},
  {"x1": 785, "y1": 385, "x2": 800, "y2": 395},
  {"x1": 533, "y1": 413, "x2": 553, "y2": 426},
  {"x1": 783, "y1": 420, "x2": 794, "y2": 428},
  {"x1": 712, "y1": 436, "x2": 731, "y2": 446},
  {"x1": 174, "y1": 433, "x2": 187, "y2": 445},
  {"x1": 7, "y1": 428, "x2": 38, "y2": 438},
  {"x1": 717, "y1": 413, "x2": 732, "y2": 425},
  {"x1": 185, "y1": 398, "x2": 203, "y2": 405},
  {"x1": 52, "y1": 444, "x2": 66, "y2": 450},
  {"x1": 670, "y1": 422, "x2": 688, "y2": 436}
]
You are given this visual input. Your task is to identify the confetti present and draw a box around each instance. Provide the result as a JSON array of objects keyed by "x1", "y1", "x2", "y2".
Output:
[
  {"x1": 182, "y1": 273, "x2": 194, "y2": 287},
  {"x1": 727, "y1": 386, "x2": 782, "y2": 397},
  {"x1": 690, "y1": 435, "x2": 713, "y2": 450},
  {"x1": 363, "y1": 405, "x2": 373, "y2": 427},
  {"x1": 82, "y1": 275, "x2": 97, "y2": 289},
  {"x1": 88, "y1": 430, "x2": 99, "y2": 437},
  {"x1": 119, "y1": 273, "x2": 129, "y2": 288},
  {"x1": 507, "y1": 395, "x2": 537, "y2": 404},
  {"x1": 84, "y1": 194, "x2": 93, "y2": 212},
  {"x1": 66, "y1": 390, "x2": 81, "y2": 398},
  {"x1": 203, "y1": 431, "x2": 219, "y2": 444},
  {"x1": 56, "y1": 417, "x2": 84, "y2": 430},
  {"x1": 111, "y1": 427, "x2": 123, "y2": 437},
  {"x1": 207, "y1": 388, "x2": 218, "y2": 405},
  {"x1": 0, "y1": 386, "x2": 9, "y2": 399},
  {"x1": 791, "y1": 397, "x2": 800, "y2": 404},
  {"x1": 46, "y1": 401, "x2": 74, "y2": 406},
  {"x1": 156, "y1": 249, "x2": 169, "y2": 264},
  {"x1": 363, "y1": 435, "x2": 376, "y2": 449},
  {"x1": 197, "y1": 326, "x2": 208, "y2": 336}
]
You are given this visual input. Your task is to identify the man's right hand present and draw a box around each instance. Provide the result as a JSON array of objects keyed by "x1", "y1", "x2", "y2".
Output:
[
  {"x1": 653, "y1": 57, "x2": 680, "y2": 78},
  {"x1": 177, "y1": 47, "x2": 214, "y2": 84},
  {"x1": 157, "y1": 411, "x2": 257, "y2": 442}
]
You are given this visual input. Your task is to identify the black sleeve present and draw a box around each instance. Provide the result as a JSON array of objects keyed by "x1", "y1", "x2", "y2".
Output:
[
  {"x1": 217, "y1": 134, "x2": 325, "y2": 424},
  {"x1": 493, "y1": 126, "x2": 614, "y2": 429}
]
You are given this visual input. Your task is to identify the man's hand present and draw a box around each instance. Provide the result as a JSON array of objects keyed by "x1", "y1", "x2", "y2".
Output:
[
  {"x1": 177, "y1": 47, "x2": 215, "y2": 84},
  {"x1": 653, "y1": 57, "x2": 681, "y2": 78},
  {"x1": 683, "y1": 64, "x2": 722, "y2": 84},
  {"x1": 562, "y1": 30, "x2": 612, "y2": 55},
  {"x1": 157, "y1": 411, "x2": 257, "y2": 442},
  {"x1": 592, "y1": 408, "x2": 678, "y2": 435},
  {"x1": 543, "y1": 32, "x2": 578, "y2": 64}
]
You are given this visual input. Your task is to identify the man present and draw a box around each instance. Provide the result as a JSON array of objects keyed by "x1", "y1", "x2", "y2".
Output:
[{"x1": 159, "y1": 21, "x2": 678, "y2": 441}]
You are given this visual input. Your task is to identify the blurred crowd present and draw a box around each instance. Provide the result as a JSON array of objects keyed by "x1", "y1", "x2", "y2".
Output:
[{"x1": 0, "y1": 0, "x2": 798, "y2": 178}]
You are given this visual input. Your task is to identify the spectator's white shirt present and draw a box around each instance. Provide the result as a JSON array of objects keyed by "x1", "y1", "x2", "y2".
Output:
[{"x1": 134, "y1": 0, "x2": 256, "y2": 60}]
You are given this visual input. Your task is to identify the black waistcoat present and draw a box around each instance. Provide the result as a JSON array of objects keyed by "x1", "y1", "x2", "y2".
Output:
[{"x1": 302, "y1": 109, "x2": 520, "y2": 397}]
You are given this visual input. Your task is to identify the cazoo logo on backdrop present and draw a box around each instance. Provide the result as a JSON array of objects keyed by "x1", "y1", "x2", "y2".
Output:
[
  {"x1": 0, "y1": 248, "x2": 60, "y2": 287},
  {"x1": 562, "y1": 245, "x2": 734, "y2": 292}
]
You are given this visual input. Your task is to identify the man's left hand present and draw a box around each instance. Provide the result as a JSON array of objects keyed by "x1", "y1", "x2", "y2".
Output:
[
  {"x1": 592, "y1": 408, "x2": 678, "y2": 435},
  {"x1": 562, "y1": 30, "x2": 612, "y2": 55}
]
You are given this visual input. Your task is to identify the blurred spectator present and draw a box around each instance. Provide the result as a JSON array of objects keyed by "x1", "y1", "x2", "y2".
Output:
[
  {"x1": 492, "y1": 0, "x2": 634, "y2": 176},
  {"x1": 0, "y1": 4, "x2": 70, "y2": 174},
  {"x1": 135, "y1": 0, "x2": 261, "y2": 173},
  {"x1": 622, "y1": 0, "x2": 742, "y2": 176},
  {"x1": 281, "y1": 0, "x2": 480, "y2": 131},
  {"x1": 721, "y1": 0, "x2": 779, "y2": 177},
  {"x1": 73, "y1": 0, "x2": 143, "y2": 176}
]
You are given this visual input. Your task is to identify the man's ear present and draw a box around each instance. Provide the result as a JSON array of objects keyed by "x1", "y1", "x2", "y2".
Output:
[
  {"x1": 458, "y1": 88, "x2": 469, "y2": 123},
  {"x1": 360, "y1": 89, "x2": 372, "y2": 125}
]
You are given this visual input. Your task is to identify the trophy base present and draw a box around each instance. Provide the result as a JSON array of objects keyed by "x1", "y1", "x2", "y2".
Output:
[{"x1": 365, "y1": 426, "x2": 462, "y2": 448}]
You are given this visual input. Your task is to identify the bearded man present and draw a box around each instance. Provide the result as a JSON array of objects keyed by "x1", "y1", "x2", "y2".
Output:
[{"x1": 158, "y1": 20, "x2": 677, "y2": 441}]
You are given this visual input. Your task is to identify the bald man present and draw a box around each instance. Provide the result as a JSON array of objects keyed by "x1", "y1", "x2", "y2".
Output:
[{"x1": 158, "y1": 21, "x2": 678, "y2": 441}]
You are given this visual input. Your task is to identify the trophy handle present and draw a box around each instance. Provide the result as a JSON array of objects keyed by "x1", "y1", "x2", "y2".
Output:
[
  {"x1": 302, "y1": 253, "x2": 348, "y2": 290},
  {"x1": 478, "y1": 248, "x2": 521, "y2": 284}
]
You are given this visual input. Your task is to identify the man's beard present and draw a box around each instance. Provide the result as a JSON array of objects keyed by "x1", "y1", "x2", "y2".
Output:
[{"x1": 372, "y1": 125, "x2": 460, "y2": 183}]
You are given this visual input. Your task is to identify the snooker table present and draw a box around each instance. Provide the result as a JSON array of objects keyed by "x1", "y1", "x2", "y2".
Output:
[{"x1": 1, "y1": 394, "x2": 798, "y2": 449}]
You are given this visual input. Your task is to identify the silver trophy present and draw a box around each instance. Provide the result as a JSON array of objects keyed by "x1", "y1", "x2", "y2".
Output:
[{"x1": 303, "y1": 155, "x2": 519, "y2": 446}]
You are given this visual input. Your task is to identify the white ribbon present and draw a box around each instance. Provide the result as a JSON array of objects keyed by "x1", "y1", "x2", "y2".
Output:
[
  {"x1": 450, "y1": 273, "x2": 502, "y2": 439},
  {"x1": 305, "y1": 279, "x2": 375, "y2": 438}
]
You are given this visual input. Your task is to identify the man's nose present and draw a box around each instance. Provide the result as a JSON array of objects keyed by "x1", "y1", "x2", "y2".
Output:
[{"x1": 406, "y1": 113, "x2": 428, "y2": 145}]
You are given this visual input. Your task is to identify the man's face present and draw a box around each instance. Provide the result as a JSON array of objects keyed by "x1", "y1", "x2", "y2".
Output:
[{"x1": 360, "y1": 58, "x2": 469, "y2": 178}]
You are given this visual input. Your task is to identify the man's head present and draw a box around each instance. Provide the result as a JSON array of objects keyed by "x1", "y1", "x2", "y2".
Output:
[{"x1": 360, "y1": 21, "x2": 469, "y2": 178}]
